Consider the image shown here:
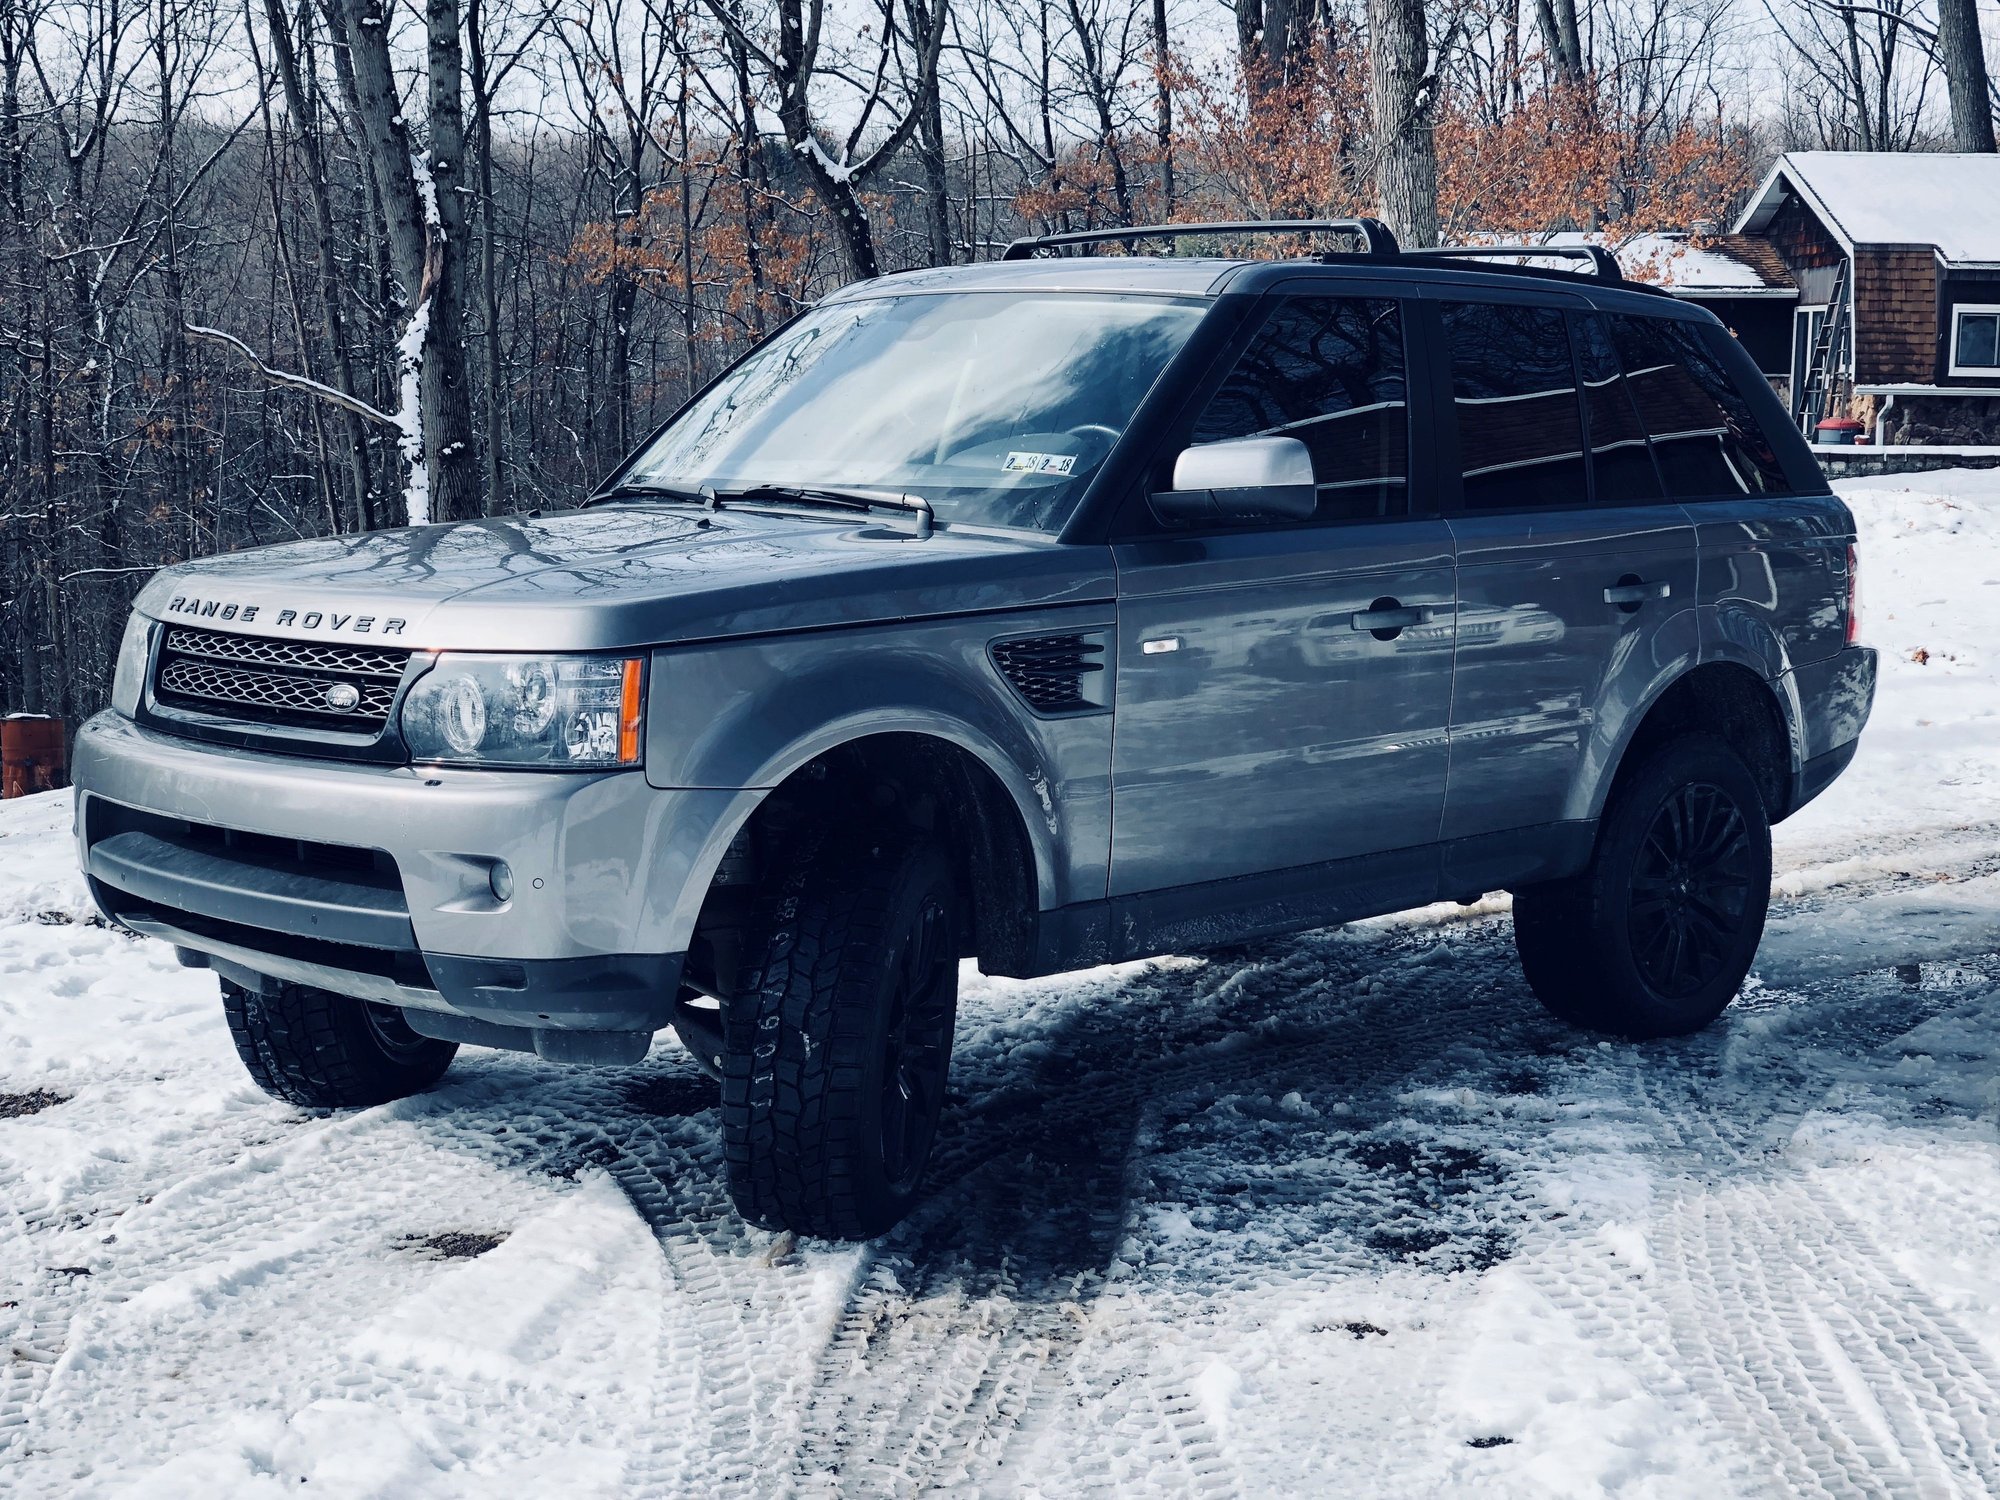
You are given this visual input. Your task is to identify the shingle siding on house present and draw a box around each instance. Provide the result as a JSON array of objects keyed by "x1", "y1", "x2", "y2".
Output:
[
  {"x1": 1767, "y1": 196, "x2": 1844, "y2": 306},
  {"x1": 1852, "y1": 248, "x2": 1939, "y2": 384}
]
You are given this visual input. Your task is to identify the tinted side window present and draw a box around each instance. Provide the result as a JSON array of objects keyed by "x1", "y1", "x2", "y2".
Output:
[
  {"x1": 1440, "y1": 301, "x2": 1587, "y2": 511},
  {"x1": 1609, "y1": 315, "x2": 1789, "y2": 498},
  {"x1": 1574, "y1": 312, "x2": 1663, "y2": 504},
  {"x1": 1193, "y1": 296, "x2": 1408, "y2": 521}
]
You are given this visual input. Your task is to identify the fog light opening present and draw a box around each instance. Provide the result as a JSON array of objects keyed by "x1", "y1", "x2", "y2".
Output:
[{"x1": 489, "y1": 862, "x2": 515, "y2": 904}]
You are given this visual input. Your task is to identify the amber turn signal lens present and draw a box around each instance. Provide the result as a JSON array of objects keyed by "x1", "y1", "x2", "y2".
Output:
[{"x1": 619, "y1": 657, "x2": 644, "y2": 765}]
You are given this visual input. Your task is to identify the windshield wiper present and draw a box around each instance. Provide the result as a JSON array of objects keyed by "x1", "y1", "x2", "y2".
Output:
[
  {"x1": 707, "y1": 483, "x2": 936, "y2": 540},
  {"x1": 582, "y1": 480, "x2": 708, "y2": 510}
]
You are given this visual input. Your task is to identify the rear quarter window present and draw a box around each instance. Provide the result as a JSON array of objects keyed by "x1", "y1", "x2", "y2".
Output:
[{"x1": 1609, "y1": 314, "x2": 1790, "y2": 498}]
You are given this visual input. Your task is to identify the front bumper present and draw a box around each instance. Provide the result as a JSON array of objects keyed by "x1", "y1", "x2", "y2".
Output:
[{"x1": 72, "y1": 713, "x2": 745, "y2": 1033}]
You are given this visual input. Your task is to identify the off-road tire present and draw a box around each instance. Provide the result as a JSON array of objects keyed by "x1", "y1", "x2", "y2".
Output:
[
  {"x1": 1514, "y1": 733, "x2": 1772, "y2": 1039},
  {"x1": 720, "y1": 834, "x2": 960, "y2": 1240},
  {"x1": 222, "y1": 980, "x2": 458, "y2": 1107}
]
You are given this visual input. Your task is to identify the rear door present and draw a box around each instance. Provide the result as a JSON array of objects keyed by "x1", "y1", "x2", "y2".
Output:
[
  {"x1": 1108, "y1": 288, "x2": 1456, "y2": 913},
  {"x1": 1607, "y1": 313, "x2": 1850, "y2": 676},
  {"x1": 1432, "y1": 295, "x2": 1699, "y2": 892}
]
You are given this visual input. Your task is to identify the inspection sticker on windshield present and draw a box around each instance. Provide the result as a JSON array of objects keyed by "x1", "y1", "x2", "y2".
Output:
[{"x1": 1004, "y1": 450, "x2": 1077, "y2": 476}]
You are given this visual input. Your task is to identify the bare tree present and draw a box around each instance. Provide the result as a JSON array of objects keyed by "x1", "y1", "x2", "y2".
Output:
[
  {"x1": 1535, "y1": 0, "x2": 1582, "y2": 82},
  {"x1": 1936, "y1": 0, "x2": 1997, "y2": 151},
  {"x1": 1369, "y1": 0, "x2": 1438, "y2": 245},
  {"x1": 257, "y1": 0, "x2": 375, "y2": 529},
  {"x1": 703, "y1": 0, "x2": 948, "y2": 279},
  {"x1": 332, "y1": 0, "x2": 478, "y2": 522}
]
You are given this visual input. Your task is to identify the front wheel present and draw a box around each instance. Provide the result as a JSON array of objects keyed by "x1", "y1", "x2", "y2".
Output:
[
  {"x1": 222, "y1": 980, "x2": 458, "y2": 1106},
  {"x1": 1514, "y1": 733, "x2": 1772, "y2": 1039},
  {"x1": 720, "y1": 835, "x2": 960, "y2": 1240}
]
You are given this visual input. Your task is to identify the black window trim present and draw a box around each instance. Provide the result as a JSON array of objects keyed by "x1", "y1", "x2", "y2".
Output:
[{"x1": 1108, "y1": 277, "x2": 1436, "y2": 542}]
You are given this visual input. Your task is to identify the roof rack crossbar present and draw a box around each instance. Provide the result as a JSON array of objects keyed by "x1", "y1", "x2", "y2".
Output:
[
  {"x1": 999, "y1": 218, "x2": 1402, "y2": 261},
  {"x1": 1397, "y1": 243, "x2": 1625, "y2": 283}
]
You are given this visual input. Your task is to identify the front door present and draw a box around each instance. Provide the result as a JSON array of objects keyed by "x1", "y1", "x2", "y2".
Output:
[
  {"x1": 1108, "y1": 291, "x2": 1456, "y2": 918},
  {"x1": 1434, "y1": 300, "x2": 1698, "y2": 892}
]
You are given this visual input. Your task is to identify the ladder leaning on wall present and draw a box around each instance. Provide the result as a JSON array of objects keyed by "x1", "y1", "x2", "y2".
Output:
[{"x1": 1798, "y1": 258, "x2": 1851, "y2": 437}]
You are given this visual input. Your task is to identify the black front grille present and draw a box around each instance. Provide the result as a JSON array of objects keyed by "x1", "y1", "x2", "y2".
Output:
[
  {"x1": 163, "y1": 627, "x2": 407, "y2": 679},
  {"x1": 990, "y1": 633, "x2": 1108, "y2": 716},
  {"x1": 152, "y1": 626, "x2": 411, "y2": 731}
]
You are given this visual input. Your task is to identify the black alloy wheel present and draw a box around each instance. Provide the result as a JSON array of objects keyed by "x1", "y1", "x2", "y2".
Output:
[
  {"x1": 1514, "y1": 733, "x2": 1772, "y2": 1040},
  {"x1": 1626, "y1": 781, "x2": 1759, "y2": 998}
]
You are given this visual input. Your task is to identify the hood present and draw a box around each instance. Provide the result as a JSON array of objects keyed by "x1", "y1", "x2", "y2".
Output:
[{"x1": 133, "y1": 506, "x2": 1113, "y2": 652}]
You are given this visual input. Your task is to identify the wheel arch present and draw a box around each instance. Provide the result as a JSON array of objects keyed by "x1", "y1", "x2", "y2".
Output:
[
  {"x1": 1592, "y1": 661, "x2": 1797, "y2": 823},
  {"x1": 676, "y1": 723, "x2": 1053, "y2": 993}
]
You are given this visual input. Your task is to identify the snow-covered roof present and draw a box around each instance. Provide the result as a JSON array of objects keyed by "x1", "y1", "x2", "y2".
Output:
[
  {"x1": 1616, "y1": 232, "x2": 1796, "y2": 295},
  {"x1": 1735, "y1": 152, "x2": 2000, "y2": 265},
  {"x1": 1442, "y1": 229, "x2": 1795, "y2": 296}
]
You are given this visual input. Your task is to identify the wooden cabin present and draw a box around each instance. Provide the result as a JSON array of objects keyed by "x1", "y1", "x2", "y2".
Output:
[{"x1": 1682, "y1": 152, "x2": 2000, "y2": 446}]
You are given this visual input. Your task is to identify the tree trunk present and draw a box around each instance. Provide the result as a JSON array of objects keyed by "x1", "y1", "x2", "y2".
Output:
[
  {"x1": 910, "y1": 0, "x2": 952, "y2": 265},
  {"x1": 1235, "y1": 0, "x2": 1262, "y2": 81},
  {"x1": 335, "y1": 0, "x2": 479, "y2": 525},
  {"x1": 1534, "y1": 0, "x2": 1582, "y2": 81},
  {"x1": 770, "y1": 0, "x2": 883, "y2": 281},
  {"x1": 1937, "y1": 0, "x2": 1998, "y2": 153},
  {"x1": 265, "y1": 0, "x2": 375, "y2": 530},
  {"x1": 1841, "y1": 5, "x2": 1875, "y2": 151},
  {"x1": 729, "y1": 35, "x2": 771, "y2": 332},
  {"x1": 1368, "y1": 0, "x2": 1438, "y2": 247},
  {"x1": 1262, "y1": 0, "x2": 1294, "y2": 79},
  {"x1": 465, "y1": 0, "x2": 507, "y2": 511},
  {"x1": 421, "y1": 0, "x2": 479, "y2": 521},
  {"x1": 1152, "y1": 0, "x2": 1174, "y2": 215}
]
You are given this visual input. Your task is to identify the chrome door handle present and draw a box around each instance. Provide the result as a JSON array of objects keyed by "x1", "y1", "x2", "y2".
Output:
[
  {"x1": 1603, "y1": 579, "x2": 1670, "y2": 607},
  {"x1": 1350, "y1": 602, "x2": 1430, "y2": 636}
]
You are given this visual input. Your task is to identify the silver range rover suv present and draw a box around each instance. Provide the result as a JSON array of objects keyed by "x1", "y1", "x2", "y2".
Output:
[{"x1": 74, "y1": 221, "x2": 1876, "y2": 1239}]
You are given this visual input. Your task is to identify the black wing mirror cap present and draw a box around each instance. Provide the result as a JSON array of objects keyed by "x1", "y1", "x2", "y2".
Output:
[{"x1": 1150, "y1": 435, "x2": 1317, "y2": 525}]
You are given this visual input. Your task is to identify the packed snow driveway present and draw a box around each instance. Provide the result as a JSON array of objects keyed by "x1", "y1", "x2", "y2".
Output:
[{"x1": 5, "y1": 472, "x2": 2000, "y2": 1498}]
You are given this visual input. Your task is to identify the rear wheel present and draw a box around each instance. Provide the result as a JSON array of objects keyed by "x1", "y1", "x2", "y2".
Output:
[
  {"x1": 222, "y1": 980, "x2": 458, "y2": 1107},
  {"x1": 720, "y1": 834, "x2": 960, "y2": 1240},
  {"x1": 1514, "y1": 733, "x2": 1771, "y2": 1039}
]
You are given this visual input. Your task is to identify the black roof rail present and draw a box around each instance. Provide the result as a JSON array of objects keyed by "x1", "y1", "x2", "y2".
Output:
[
  {"x1": 1399, "y1": 243, "x2": 1625, "y2": 283},
  {"x1": 999, "y1": 218, "x2": 1402, "y2": 261}
]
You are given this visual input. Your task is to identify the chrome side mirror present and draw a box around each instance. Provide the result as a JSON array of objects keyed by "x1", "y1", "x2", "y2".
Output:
[{"x1": 1150, "y1": 435, "x2": 1317, "y2": 525}]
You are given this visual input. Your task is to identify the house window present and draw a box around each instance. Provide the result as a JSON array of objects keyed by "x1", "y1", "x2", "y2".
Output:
[{"x1": 1951, "y1": 305, "x2": 2000, "y2": 375}]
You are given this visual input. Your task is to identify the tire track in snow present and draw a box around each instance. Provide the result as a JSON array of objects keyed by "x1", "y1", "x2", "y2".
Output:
[
  {"x1": 0, "y1": 1162, "x2": 82, "y2": 1466},
  {"x1": 8, "y1": 833, "x2": 1997, "y2": 1492},
  {"x1": 1563, "y1": 938, "x2": 2000, "y2": 1499},
  {"x1": 775, "y1": 924, "x2": 1554, "y2": 1497}
]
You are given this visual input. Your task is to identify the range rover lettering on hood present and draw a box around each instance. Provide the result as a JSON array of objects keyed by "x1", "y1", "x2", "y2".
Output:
[{"x1": 165, "y1": 595, "x2": 408, "y2": 636}]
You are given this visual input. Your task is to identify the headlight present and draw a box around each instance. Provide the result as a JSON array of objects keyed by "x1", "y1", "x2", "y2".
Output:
[
  {"x1": 401, "y1": 655, "x2": 644, "y2": 768},
  {"x1": 111, "y1": 613, "x2": 153, "y2": 717}
]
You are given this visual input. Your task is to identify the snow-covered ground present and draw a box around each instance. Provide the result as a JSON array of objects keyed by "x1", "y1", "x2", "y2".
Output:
[{"x1": 4, "y1": 473, "x2": 2000, "y2": 1498}]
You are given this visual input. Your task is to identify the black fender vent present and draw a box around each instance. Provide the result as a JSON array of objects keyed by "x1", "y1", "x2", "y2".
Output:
[{"x1": 989, "y1": 632, "x2": 1110, "y2": 716}]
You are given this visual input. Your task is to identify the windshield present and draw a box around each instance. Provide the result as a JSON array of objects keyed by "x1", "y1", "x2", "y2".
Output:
[{"x1": 618, "y1": 292, "x2": 1206, "y2": 532}]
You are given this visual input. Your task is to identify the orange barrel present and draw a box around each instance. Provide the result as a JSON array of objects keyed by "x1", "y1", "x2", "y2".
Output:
[{"x1": 1, "y1": 715, "x2": 67, "y2": 798}]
